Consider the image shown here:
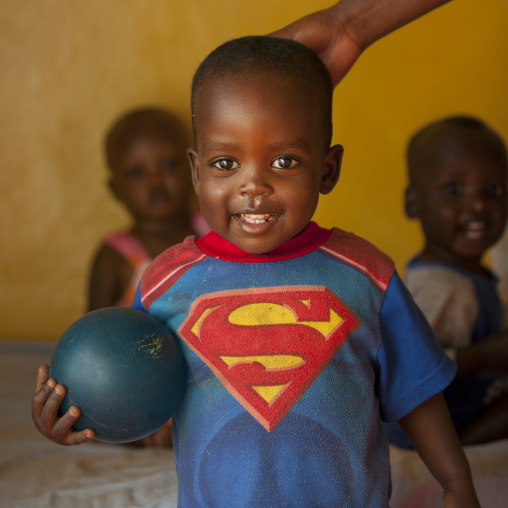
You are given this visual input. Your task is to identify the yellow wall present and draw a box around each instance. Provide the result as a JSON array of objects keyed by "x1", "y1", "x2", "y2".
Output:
[{"x1": 1, "y1": 0, "x2": 507, "y2": 341}]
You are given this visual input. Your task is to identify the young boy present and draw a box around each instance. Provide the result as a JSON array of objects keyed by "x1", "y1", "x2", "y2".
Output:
[
  {"x1": 32, "y1": 37, "x2": 479, "y2": 507},
  {"x1": 386, "y1": 115, "x2": 508, "y2": 449}
]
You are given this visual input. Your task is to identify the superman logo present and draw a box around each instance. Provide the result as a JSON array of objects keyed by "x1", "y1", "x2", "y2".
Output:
[{"x1": 178, "y1": 286, "x2": 360, "y2": 431}]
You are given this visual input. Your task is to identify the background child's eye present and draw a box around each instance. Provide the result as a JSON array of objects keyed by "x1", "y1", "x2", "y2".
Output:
[
  {"x1": 272, "y1": 157, "x2": 295, "y2": 169},
  {"x1": 442, "y1": 183, "x2": 462, "y2": 194},
  {"x1": 486, "y1": 184, "x2": 506, "y2": 197},
  {"x1": 161, "y1": 159, "x2": 178, "y2": 171},
  {"x1": 127, "y1": 166, "x2": 145, "y2": 178}
]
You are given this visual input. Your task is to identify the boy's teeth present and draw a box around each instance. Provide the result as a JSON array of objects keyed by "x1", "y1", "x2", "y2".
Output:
[{"x1": 241, "y1": 214, "x2": 273, "y2": 224}]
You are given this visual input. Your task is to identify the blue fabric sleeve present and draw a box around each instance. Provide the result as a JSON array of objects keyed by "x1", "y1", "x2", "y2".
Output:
[
  {"x1": 377, "y1": 271, "x2": 457, "y2": 422},
  {"x1": 130, "y1": 284, "x2": 148, "y2": 313}
]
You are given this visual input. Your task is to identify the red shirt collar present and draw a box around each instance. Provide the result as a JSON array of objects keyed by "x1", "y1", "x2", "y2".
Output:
[{"x1": 195, "y1": 221, "x2": 331, "y2": 262}]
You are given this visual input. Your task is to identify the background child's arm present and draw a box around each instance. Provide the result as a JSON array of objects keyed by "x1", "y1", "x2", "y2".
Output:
[
  {"x1": 398, "y1": 393, "x2": 480, "y2": 508},
  {"x1": 31, "y1": 364, "x2": 95, "y2": 445},
  {"x1": 269, "y1": 0, "x2": 451, "y2": 86},
  {"x1": 88, "y1": 244, "x2": 130, "y2": 311},
  {"x1": 455, "y1": 329, "x2": 508, "y2": 379}
]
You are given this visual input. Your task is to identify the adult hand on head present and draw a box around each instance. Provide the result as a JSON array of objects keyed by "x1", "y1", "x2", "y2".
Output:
[
  {"x1": 269, "y1": 0, "x2": 452, "y2": 87},
  {"x1": 269, "y1": 5, "x2": 361, "y2": 87}
]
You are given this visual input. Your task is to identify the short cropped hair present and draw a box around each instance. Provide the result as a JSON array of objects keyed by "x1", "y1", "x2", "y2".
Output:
[
  {"x1": 191, "y1": 36, "x2": 334, "y2": 148},
  {"x1": 407, "y1": 115, "x2": 508, "y2": 185},
  {"x1": 104, "y1": 107, "x2": 190, "y2": 170}
]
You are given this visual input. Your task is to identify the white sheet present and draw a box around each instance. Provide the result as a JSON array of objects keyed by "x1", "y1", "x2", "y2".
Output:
[
  {"x1": 1, "y1": 342, "x2": 507, "y2": 507},
  {"x1": 0, "y1": 343, "x2": 178, "y2": 508},
  {"x1": 389, "y1": 439, "x2": 508, "y2": 507}
]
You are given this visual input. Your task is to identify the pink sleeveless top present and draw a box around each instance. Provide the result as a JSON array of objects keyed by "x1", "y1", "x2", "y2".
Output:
[
  {"x1": 104, "y1": 212, "x2": 211, "y2": 307},
  {"x1": 103, "y1": 232, "x2": 152, "y2": 307}
]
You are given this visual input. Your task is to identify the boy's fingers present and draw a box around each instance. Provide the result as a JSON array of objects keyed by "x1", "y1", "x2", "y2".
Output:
[
  {"x1": 51, "y1": 406, "x2": 94, "y2": 445},
  {"x1": 66, "y1": 429, "x2": 95, "y2": 446},
  {"x1": 35, "y1": 364, "x2": 50, "y2": 392},
  {"x1": 31, "y1": 377, "x2": 57, "y2": 422},
  {"x1": 31, "y1": 368, "x2": 95, "y2": 445},
  {"x1": 35, "y1": 382, "x2": 65, "y2": 431}
]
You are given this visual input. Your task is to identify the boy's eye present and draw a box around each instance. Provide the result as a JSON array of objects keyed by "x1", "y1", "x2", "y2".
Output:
[
  {"x1": 272, "y1": 157, "x2": 296, "y2": 170},
  {"x1": 442, "y1": 183, "x2": 462, "y2": 195},
  {"x1": 486, "y1": 184, "x2": 505, "y2": 197},
  {"x1": 213, "y1": 159, "x2": 239, "y2": 171},
  {"x1": 162, "y1": 159, "x2": 178, "y2": 171}
]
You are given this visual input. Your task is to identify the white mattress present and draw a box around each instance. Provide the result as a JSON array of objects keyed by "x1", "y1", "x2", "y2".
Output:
[{"x1": 1, "y1": 342, "x2": 506, "y2": 507}]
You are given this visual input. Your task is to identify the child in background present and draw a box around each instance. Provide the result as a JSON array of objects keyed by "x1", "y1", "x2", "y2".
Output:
[
  {"x1": 32, "y1": 38, "x2": 479, "y2": 506},
  {"x1": 386, "y1": 115, "x2": 508, "y2": 449},
  {"x1": 88, "y1": 107, "x2": 209, "y2": 311},
  {"x1": 88, "y1": 107, "x2": 209, "y2": 448}
]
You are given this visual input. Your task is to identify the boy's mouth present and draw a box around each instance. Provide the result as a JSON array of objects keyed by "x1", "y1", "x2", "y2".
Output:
[{"x1": 239, "y1": 213, "x2": 277, "y2": 224}]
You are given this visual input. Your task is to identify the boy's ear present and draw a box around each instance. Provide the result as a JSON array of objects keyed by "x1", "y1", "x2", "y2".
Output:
[
  {"x1": 187, "y1": 148, "x2": 200, "y2": 194},
  {"x1": 404, "y1": 186, "x2": 419, "y2": 219},
  {"x1": 319, "y1": 144, "x2": 343, "y2": 195}
]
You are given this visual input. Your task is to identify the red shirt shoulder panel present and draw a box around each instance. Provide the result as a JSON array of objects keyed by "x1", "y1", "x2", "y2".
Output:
[
  {"x1": 319, "y1": 229, "x2": 395, "y2": 292},
  {"x1": 140, "y1": 236, "x2": 205, "y2": 309}
]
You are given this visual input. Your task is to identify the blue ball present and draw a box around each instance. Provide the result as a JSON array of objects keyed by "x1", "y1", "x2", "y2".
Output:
[{"x1": 49, "y1": 307, "x2": 186, "y2": 443}]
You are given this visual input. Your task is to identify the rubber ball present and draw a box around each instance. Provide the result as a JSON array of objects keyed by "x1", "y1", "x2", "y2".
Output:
[{"x1": 49, "y1": 307, "x2": 186, "y2": 443}]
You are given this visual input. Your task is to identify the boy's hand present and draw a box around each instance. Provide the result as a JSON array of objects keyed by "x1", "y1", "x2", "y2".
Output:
[
  {"x1": 399, "y1": 394, "x2": 480, "y2": 507},
  {"x1": 31, "y1": 364, "x2": 95, "y2": 445},
  {"x1": 442, "y1": 480, "x2": 481, "y2": 508}
]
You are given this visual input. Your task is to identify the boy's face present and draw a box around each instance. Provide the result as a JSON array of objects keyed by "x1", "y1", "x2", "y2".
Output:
[
  {"x1": 188, "y1": 72, "x2": 341, "y2": 254},
  {"x1": 407, "y1": 138, "x2": 507, "y2": 266},
  {"x1": 109, "y1": 134, "x2": 192, "y2": 221}
]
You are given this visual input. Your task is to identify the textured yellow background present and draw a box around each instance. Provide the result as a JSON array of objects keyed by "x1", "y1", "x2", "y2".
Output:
[{"x1": 1, "y1": 0, "x2": 507, "y2": 341}]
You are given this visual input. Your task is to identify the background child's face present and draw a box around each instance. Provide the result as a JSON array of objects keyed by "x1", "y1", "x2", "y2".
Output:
[
  {"x1": 109, "y1": 134, "x2": 192, "y2": 221},
  {"x1": 188, "y1": 72, "x2": 341, "y2": 254},
  {"x1": 411, "y1": 139, "x2": 507, "y2": 265}
]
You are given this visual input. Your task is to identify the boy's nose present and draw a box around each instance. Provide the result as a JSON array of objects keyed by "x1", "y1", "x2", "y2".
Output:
[{"x1": 239, "y1": 166, "x2": 273, "y2": 196}]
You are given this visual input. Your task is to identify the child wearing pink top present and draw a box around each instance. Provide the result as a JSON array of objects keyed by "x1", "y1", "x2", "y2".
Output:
[{"x1": 88, "y1": 107, "x2": 209, "y2": 312}]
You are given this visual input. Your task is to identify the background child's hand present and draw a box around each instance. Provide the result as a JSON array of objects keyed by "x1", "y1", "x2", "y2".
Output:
[
  {"x1": 454, "y1": 330, "x2": 508, "y2": 380},
  {"x1": 456, "y1": 330, "x2": 508, "y2": 377},
  {"x1": 131, "y1": 419, "x2": 173, "y2": 448},
  {"x1": 31, "y1": 364, "x2": 95, "y2": 446},
  {"x1": 481, "y1": 330, "x2": 508, "y2": 370}
]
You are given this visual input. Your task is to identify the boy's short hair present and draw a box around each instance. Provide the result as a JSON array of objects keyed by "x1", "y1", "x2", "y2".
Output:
[
  {"x1": 407, "y1": 115, "x2": 508, "y2": 185},
  {"x1": 190, "y1": 35, "x2": 334, "y2": 149},
  {"x1": 105, "y1": 107, "x2": 190, "y2": 170}
]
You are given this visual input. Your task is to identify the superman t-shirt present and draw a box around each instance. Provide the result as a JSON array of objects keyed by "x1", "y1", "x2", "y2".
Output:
[{"x1": 132, "y1": 222, "x2": 456, "y2": 508}]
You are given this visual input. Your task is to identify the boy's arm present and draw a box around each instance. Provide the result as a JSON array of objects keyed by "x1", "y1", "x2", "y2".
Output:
[
  {"x1": 269, "y1": 0, "x2": 452, "y2": 86},
  {"x1": 31, "y1": 364, "x2": 95, "y2": 445},
  {"x1": 398, "y1": 393, "x2": 480, "y2": 508}
]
